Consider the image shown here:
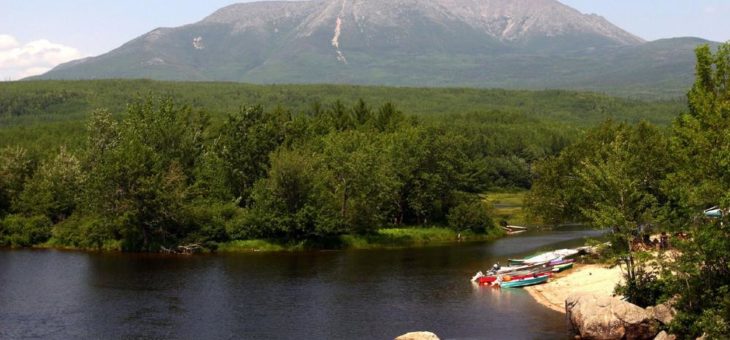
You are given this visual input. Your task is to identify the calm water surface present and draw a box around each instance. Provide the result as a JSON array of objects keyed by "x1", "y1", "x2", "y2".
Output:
[{"x1": 0, "y1": 228, "x2": 603, "y2": 339}]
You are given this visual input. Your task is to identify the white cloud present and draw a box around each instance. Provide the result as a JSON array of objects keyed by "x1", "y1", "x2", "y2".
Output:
[
  {"x1": 0, "y1": 34, "x2": 19, "y2": 50},
  {"x1": 0, "y1": 34, "x2": 84, "y2": 81}
]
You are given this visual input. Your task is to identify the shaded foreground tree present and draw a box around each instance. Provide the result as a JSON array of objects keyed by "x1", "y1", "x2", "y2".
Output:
[
  {"x1": 663, "y1": 43, "x2": 730, "y2": 339},
  {"x1": 528, "y1": 42, "x2": 730, "y2": 338}
]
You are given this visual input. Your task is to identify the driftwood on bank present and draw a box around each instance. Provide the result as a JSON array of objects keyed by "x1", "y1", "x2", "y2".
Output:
[
  {"x1": 501, "y1": 225, "x2": 528, "y2": 235},
  {"x1": 160, "y1": 244, "x2": 203, "y2": 255}
]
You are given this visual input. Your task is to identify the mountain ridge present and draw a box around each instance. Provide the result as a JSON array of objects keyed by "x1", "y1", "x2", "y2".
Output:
[{"x1": 35, "y1": 0, "x2": 716, "y2": 98}]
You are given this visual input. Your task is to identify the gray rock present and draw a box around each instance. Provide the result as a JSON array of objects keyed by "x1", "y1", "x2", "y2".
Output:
[
  {"x1": 566, "y1": 293, "x2": 659, "y2": 340},
  {"x1": 395, "y1": 331, "x2": 440, "y2": 340},
  {"x1": 654, "y1": 331, "x2": 676, "y2": 340}
]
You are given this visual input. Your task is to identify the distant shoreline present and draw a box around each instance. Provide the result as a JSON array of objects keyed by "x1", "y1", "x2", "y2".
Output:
[{"x1": 5, "y1": 227, "x2": 505, "y2": 254}]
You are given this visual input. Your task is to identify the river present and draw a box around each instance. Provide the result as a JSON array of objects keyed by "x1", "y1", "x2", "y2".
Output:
[{"x1": 0, "y1": 228, "x2": 604, "y2": 339}]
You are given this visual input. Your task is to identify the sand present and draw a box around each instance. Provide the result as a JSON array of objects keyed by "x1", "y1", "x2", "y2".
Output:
[{"x1": 524, "y1": 264, "x2": 624, "y2": 313}]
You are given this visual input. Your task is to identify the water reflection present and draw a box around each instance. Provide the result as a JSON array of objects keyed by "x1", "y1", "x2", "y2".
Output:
[{"x1": 0, "y1": 229, "x2": 601, "y2": 339}]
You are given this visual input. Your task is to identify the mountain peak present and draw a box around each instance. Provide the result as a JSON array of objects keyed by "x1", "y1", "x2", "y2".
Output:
[
  {"x1": 38, "y1": 0, "x2": 700, "y2": 99},
  {"x1": 202, "y1": 0, "x2": 643, "y2": 45}
]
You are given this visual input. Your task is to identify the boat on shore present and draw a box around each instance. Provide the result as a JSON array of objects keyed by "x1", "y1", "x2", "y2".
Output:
[
  {"x1": 498, "y1": 273, "x2": 551, "y2": 288},
  {"x1": 472, "y1": 259, "x2": 575, "y2": 284},
  {"x1": 501, "y1": 225, "x2": 528, "y2": 235},
  {"x1": 552, "y1": 262, "x2": 574, "y2": 272},
  {"x1": 508, "y1": 248, "x2": 580, "y2": 265},
  {"x1": 470, "y1": 247, "x2": 586, "y2": 286},
  {"x1": 474, "y1": 267, "x2": 554, "y2": 284}
]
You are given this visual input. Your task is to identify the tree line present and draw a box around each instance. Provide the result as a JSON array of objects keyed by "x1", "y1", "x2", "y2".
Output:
[
  {"x1": 527, "y1": 43, "x2": 730, "y2": 339},
  {"x1": 0, "y1": 96, "x2": 574, "y2": 251}
]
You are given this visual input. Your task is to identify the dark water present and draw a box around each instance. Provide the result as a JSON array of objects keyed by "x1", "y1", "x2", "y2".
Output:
[{"x1": 0, "y1": 228, "x2": 604, "y2": 340}]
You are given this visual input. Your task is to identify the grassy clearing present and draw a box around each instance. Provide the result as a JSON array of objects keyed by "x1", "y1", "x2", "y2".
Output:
[
  {"x1": 342, "y1": 227, "x2": 456, "y2": 249},
  {"x1": 484, "y1": 191, "x2": 531, "y2": 226},
  {"x1": 217, "y1": 240, "x2": 297, "y2": 252},
  {"x1": 342, "y1": 227, "x2": 504, "y2": 249}
]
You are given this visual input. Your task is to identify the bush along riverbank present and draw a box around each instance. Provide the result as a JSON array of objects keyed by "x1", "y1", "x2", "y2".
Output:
[
  {"x1": 218, "y1": 227, "x2": 505, "y2": 252},
  {"x1": 1, "y1": 227, "x2": 505, "y2": 253}
]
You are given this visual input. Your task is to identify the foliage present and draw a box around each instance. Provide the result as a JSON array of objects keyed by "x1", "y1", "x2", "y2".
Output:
[
  {"x1": 17, "y1": 147, "x2": 83, "y2": 222},
  {"x1": 613, "y1": 252, "x2": 668, "y2": 308},
  {"x1": 527, "y1": 121, "x2": 671, "y2": 228},
  {"x1": 0, "y1": 146, "x2": 35, "y2": 217},
  {"x1": 1, "y1": 86, "x2": 567, "y2": 251},
  {"x1": 246, "y1": 148, "x2": 341, "y2": 241},
  {"x1": 664, "y1": 43, "x2": 730, "y2": 225},
  {"x1": 662, "y1": 43, "x2": 730, "y2": 339},
  {"x1": 50, "y1": 214, "x2": 117, "y2": 250},
  {"x1": 0, "y1": 214, "x2": 52, "y2": 247},
  {"x1": 525, "y1": 120, "x2": 672, "y2": 307},
  {"x1": 0, "y1": 78, "x2": 686, "y2": 252},
  {"x1": 484, "y1": 192, "x2": 530, "y2": 226},
  {"x1": 81, "y1": 98, "x2": 208, "y2": 251},
  {"x1": 666, "y1": 220, "x2": 730, "y2": 339},
  {"x1": 215, "y1": 105, "x2": 291, "y2": 204},
  {"x1": 528, "y1": 42, "x2": 730, "y2": 337},
  {"x1": 448, "y1": 196, "x2": 496, "y2": 234}
]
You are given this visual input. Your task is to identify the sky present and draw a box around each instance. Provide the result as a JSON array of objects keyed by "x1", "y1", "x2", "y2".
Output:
[{"x1": 1, "y1": 0, "x2": 729, "y2": 80}]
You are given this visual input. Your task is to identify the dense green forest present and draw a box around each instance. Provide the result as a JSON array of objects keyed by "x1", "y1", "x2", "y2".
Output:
[
  {"x1": 527, "y1": 43, "x2": 730, "y2": 339},
  {"x1": 0, "y1": 79, "x2": 688, "y2": 252},
  {"x1": 0, "y1": 80, "x2": 684, "y2": 151},
  {"x1": 1, "y1": 83, "x2": 590, "y2": 251}
]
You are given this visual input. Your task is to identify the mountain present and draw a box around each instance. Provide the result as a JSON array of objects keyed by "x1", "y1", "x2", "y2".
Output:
[{"x1": 35, "y1": 0, "x2": 716, "y2": 98}]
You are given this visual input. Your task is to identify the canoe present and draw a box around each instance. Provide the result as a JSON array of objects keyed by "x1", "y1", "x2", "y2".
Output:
[
  {"x1": 549, "y1": 258, "x2": 575, "y2": 266},
  {"x1": 499, "y1": 274, "x2": 550, "y2": 288},
  {"x1": 552, "y1": 262, "x2": 574, "y2": 272},
  {"x1": 490, "y1": 261, "x2": 551, "y2": 275},
  {"x1": 476, "y1": 268, "x2": 553, "y2": 285},
  {"x1": 509, "y1": 249, "x2": 580, "y2": 265}
]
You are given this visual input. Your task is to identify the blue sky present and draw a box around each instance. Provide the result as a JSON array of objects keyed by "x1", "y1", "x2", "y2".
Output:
[{"x1": 1, "y1": 0, "x2": 729, "y2": 80}]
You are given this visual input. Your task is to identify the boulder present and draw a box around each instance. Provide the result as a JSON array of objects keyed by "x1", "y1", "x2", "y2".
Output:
[
  {"x1": 566, "y1": 293, "x2": 659, "y2": 339},
  {"x1": 646, "y1": 302, "x2": 676, "y2": 325},
  {"x1": 654, "y1": 331, "x2": 676, "y2": 340},
  {"x1": 395, "y1": 332, "x2": 440, "y2": 340}
]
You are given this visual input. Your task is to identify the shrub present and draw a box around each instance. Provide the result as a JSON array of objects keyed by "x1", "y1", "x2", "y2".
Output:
[
  {"x1": 0, "y1": 214, "x2": 52, "y2": 247},
  {"x1": 447, "y1": 198, "x2": 495, "y2": 234},
  {"x1": 51, "y1": 215, "x2": 116, "y2": 250}
]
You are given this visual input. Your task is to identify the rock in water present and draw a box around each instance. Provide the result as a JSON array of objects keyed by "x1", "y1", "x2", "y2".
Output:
[
  {"x1": 565, "y1": 293, "x2": 659, "y2": 340},
  {"x1": 395, "y1": 331, "x2": 440, "y2": 340}
]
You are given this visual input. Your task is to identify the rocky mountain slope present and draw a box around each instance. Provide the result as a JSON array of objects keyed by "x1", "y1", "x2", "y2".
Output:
[{"x1": 36, "y1": 0, "x2": 715, "y2": 98}]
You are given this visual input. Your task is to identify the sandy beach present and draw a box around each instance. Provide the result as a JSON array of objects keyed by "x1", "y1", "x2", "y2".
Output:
[{"x1": 524, "y1": 264, "x2": 624, "y2": 313}]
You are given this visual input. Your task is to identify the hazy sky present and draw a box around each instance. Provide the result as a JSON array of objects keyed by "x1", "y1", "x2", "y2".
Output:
[{"x1": 1, "y1": 0, "x2": 729, "y2": 80}]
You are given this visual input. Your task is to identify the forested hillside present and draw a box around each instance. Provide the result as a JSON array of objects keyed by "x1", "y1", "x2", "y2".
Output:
[{"x1": 0, "y1": 80, "x2": 682, "y2": 252}]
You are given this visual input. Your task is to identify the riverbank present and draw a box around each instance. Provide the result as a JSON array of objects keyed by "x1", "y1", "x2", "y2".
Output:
[
  {"x1": 218, "y1": 227, "x2": 505, "y2": 252},
  {"x1": 7, "y1": 227, "x2": 504, "y2": 253},
  {"x1": 525, "y1": 264, "x2": 623, "y2": 313}
]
